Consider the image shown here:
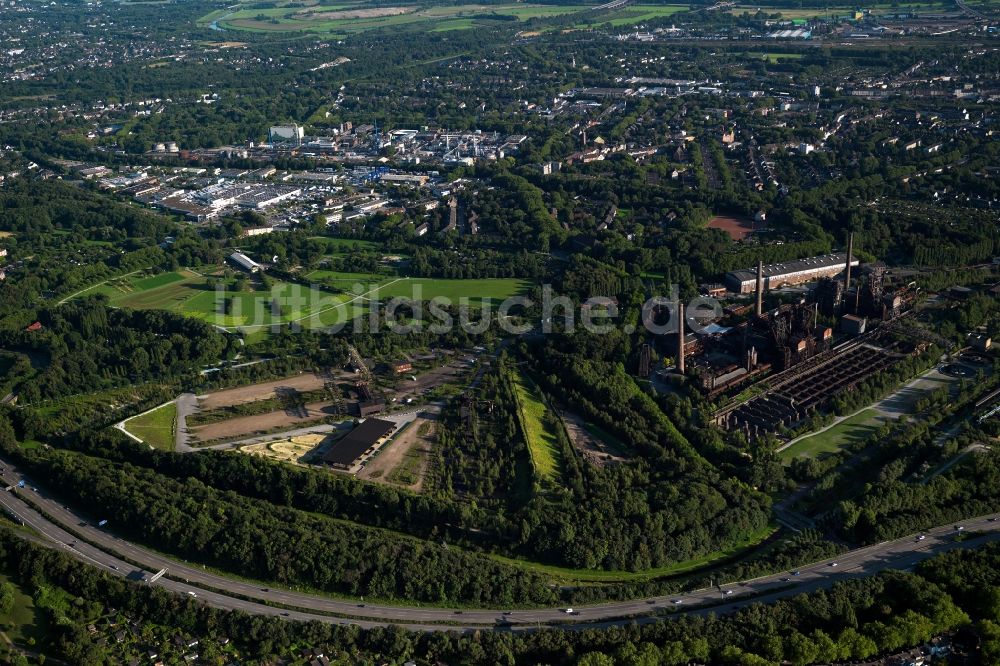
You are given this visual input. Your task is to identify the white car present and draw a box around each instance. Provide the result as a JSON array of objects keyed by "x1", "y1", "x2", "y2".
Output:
[
  {"x1": 564, "y1": 608, "x2": 574, "y2": 614},
  {"x1": 672, "y1": 599, "x2": 684, "y2": 605},
  {"x1": 187, "y1": 591, "x2": 197, "y2": 597},
  {"x1": 829, "y1": 562, "x2": 838, "y2": 567},
  {"x1": 723, "y1": 590, "x2": 734, "y2": 596},
  {"x1": 917, "y1": 535, "x2": 926, "y2": 541}
]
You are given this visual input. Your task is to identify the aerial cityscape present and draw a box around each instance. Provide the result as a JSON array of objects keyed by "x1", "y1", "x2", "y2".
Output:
[{"x1": 0, "y1": 0, "x2": 999, "y2": 663}]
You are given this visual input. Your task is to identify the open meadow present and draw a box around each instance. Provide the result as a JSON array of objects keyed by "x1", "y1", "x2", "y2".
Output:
[
  {"x1": 122, "y1": 401, "x2": 177, "y2": 451},
  {"x1": 200, "y1": 2, "x2": 596, "y2": 35},
  {"x1": 511, "y1": 369, "x2": 562, "y2": 484}
]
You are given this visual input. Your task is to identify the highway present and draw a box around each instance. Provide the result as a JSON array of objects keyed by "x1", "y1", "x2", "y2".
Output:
[{"x1": 2, "y1": 454, "x2": 1000, "y2": 632}]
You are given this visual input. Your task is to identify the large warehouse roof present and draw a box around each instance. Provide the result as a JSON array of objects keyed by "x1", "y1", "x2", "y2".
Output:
[
  {"x1": 321, "y1": 418, "x2": 395, "y2": 468},
  {"x1": 728, "y1": 253, "x2": 857, "y2": 284}
]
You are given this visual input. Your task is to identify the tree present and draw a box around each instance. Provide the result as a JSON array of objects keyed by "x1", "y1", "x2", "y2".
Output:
[{"x1": 0, "y1": 582, "x2": 14, "y2": 615}]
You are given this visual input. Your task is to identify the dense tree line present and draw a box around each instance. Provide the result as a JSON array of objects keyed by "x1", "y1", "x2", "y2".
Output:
[
  {"x1": 0, "y1": 299, "x2": 231, "y2": 404},
  {"x1": 4, "y1": 522, "x2": 1000, "y2": 665},
  {"x1": 6, "y1": 442, "x2": 555, "y2": 606}
]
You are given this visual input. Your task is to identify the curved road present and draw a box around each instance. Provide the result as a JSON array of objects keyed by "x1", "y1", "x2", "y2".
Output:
[{"x1": 2, "y1": 456, "x2": 999, "y2": 632}]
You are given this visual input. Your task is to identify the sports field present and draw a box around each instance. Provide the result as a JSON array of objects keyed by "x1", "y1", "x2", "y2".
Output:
[
  {"x1": 200, "y1": 2, "x2": 593, "y2": 35},
  {"x1": 123, "y1": 402, "x2": 177, "y2": 451},
  {"x1": 511, "y1": 370, "x2": 562, "y2": 483}
]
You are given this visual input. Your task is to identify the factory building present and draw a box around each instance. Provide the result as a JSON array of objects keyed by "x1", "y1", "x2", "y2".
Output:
[
  {"x1": 725, "y1": 253, "x2": 859, "y2": 294},
  {"x1": 320, "y1": 418, "x2": 397, "y2": 474}
]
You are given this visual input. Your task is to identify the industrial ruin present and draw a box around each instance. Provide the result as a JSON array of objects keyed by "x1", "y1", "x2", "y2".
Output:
[{"x1": 667, "y1": 236, "x2": 921, "y2": 440}]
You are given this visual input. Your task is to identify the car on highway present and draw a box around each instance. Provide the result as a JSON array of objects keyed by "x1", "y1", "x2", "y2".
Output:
[
  {"x1": 989, "y1": 518, "x2": 999, "y2": 522},
  {"x1": 791, "y1": 570, "x2": 801, "y2": 576},
  {"x1": 781, "y1": 577, "x2": 792, "y2": 582},
  {"x1": 917, "y1": 535, "x2": 926, "y2": 541},
  {"x1": 187, "y1": 591, "x2": 197, "y2": 597},
  {"x1": 672, "y1": 599, "x2": 683, "y2": 605},
  {"x1": 564, "y1": 608, "x2": 574, "y2": 614},
  {"x1": 829, "y1": 562, "x2": 838, "y2": 567},
  {"x1": 723, "y1": 590, "x2": 734, "y2": 596},
  {"x1": 955, "y1": 525, "x2": 965, "y2": 531}
]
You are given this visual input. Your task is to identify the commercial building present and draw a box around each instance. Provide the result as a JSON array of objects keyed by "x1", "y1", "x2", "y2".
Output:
[
  {"x1": 380, "y1": 173, "x2": 429, "y2": 187},
  {"x1": 320, "y1": 418, "x2": 397, "y2": 473},
  {"x1": 725, "y1": 253, "x2": 859, "y2": 294},
  {"x1": 269, "y1": 125, "x2": 304, "y2": 146}
]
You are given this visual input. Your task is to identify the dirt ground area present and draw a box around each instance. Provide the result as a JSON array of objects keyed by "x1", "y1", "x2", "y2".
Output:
[
  {"x1": 190, "y1": 400, "x2": 339, "y2": 443},
  {"x1": 239, "y1": 433, "x2": 327, "y2": 466},
  {"x1": 302, "y1": 6, "x2": 411, "y2": 19},
  {"x1": 199, "y1": 372, "x2": 335, "y2": 410},
  {"x1": 385, "y1": 361, "x2": 470, "y2": 402},
  {"x1": 559, "y1": 410, "x2": 629, "y2": 467},
  {"x1": 707, "y1": 215, "x2": 756, "y2": 241},
  {"x1": 357, "y1": 416, "x2": 435, "y2": 492}
]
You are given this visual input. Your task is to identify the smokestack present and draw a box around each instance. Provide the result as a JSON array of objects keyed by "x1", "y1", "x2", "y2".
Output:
[
  {"x1": 755, "y1": 260, "x2": 764, "y2": 317},
  {"x1": 677, "y1": 301, "x2": 686, "y2": 375},
  {"x1": 844, "y1": 232, "x2": 854, "y2": 290}
]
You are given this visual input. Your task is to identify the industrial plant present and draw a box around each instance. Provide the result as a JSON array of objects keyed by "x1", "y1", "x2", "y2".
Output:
[{"x1": 669, "y1": 236, "x2": 923, "y2": 440}]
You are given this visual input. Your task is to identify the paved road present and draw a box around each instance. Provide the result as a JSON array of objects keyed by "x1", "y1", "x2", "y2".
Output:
[{"x1": 2, "y1": 455, "x2": 999, "y2": 632}]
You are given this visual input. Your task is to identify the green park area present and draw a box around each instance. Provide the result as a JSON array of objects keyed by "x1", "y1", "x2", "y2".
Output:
[
  {"x1": 199, "y1": 2, "x2": 596, "y2": 36},
  {"x1": 779, "y1": 409, "x2": 883, "y2": 462},
  {"x1": 0, "y1": 573, "x2": 53, "y2": 650},
  {"x1": 511, "y1": 370, "x2": 562, "y2": 484},
  {"x1": 73, "y1": 268, "x2": 530, "y2": 333},
  {"x1": 122, "y1": 402, "x2": 178, "y2": 451},
  {"x1": 371, "y1": 277, "x2": 530, "y2": 304},
  {"x1": 580, "y1": 4, "x2": 687, "y2": 27}
]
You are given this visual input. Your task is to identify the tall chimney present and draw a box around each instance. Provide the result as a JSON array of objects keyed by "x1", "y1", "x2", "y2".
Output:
[
  {"x1": 755, "y1": 259, "x2": 764, "y2": 317},
  {"x1": 677, "y1": 301, "x2": 686, "y2": 375},
  {"x1": 844, "y1": 232, "x2": 854, "y2": 290}
]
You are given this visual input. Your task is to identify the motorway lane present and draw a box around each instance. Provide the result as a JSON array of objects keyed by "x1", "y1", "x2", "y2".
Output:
[{"x1": 2, "y1": 456, "x2": 1000, "y2": 631}]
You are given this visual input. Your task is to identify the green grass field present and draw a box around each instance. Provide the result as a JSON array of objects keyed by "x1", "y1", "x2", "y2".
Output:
[
  {"x1": 309, "y1": 236, "x2": 380, "y2": 254},
  {"x1": 201, "y1": 2, "x2": 595, "y2": 35},
  {"x1": 511, "y1": 370, "x2": 562, "y2": 483},
  {"x1": 730, "y1": 2, "x2": 948, "y2": 18},
  {"x1": 73, "y1": 268, "x2": 529, "y2": 333},
  {"x1": 780, "y1": 409, "x2": 882, "y2": 462},
  {"x1": 123, "y1": 402, "x2": 177, "y2": 451},
  {"x1": 371, "y1": 277, "x2": 530, "y2": 304},
  {"x1": 580, "y1": 4, "x2": 687, "y2": 27},
  {"x1": 0, "y1": 573, "x2": 52, "y2": 648}
]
